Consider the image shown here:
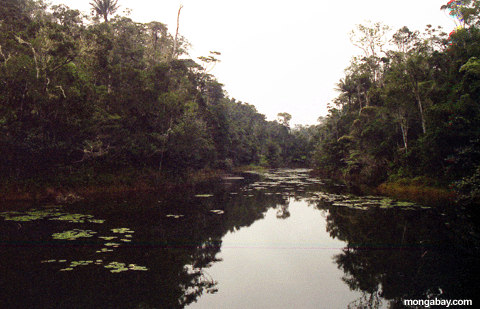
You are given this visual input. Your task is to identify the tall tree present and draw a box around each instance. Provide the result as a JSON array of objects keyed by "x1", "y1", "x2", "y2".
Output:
[
  {"x1": 349, "y1": 21, "x2": 391, "y2": 85},
  {"x1": 90, "y1": 0, "x2": 120, "y2": 22}
]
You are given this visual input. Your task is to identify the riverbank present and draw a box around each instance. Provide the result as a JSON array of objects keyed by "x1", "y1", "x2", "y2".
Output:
[
  {"x1": 0, "y1": 165, "x2": 268, "y2": 204},
  {"x1": 375, "y1": 178, "x2": 457, "y2": 207},
  {"x1": 311, "y1": 169, "x2": 457, "y2": 206},
  {"x1": 2, "y1": 165, "x2": 457, "y2": 208}
]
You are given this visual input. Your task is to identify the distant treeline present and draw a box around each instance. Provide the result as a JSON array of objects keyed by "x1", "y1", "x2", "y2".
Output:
[{"x1": 0, "y1": 0, "x2": 316, "y2": 186}]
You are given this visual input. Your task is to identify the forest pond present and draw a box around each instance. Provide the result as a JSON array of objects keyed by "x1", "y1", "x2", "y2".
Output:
[{"x1": 0, "y1": 169, "x2": 478, "y2": 309}]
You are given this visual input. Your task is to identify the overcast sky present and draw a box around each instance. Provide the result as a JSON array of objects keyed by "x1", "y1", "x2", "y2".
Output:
[{"x1": 51, "y1": 0, "x2": 456, "y2": 126}]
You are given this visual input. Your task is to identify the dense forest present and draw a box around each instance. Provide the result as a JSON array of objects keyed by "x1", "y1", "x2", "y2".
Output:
[
  {"x1": 0, "y1": 0, "x2": 317, "y2": 192},
  {"x1": 312, "y1": 1, "x2": 480, "y2": 208},
  {"x1": 1, "y1": 0, "x2": 480, "y2": 210}
]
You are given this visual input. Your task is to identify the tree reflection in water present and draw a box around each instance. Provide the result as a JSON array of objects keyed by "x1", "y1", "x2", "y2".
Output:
[{"x1": 316, "y1": 199, "x2": 480, "y2": 309}]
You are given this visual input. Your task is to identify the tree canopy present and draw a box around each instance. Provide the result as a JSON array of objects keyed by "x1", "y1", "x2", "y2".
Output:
[
  {"x1": 311, "y1": 1, "x2": 480, "y2": 208},
  {"x1": 0, "y1": 0, "x2": 313, "y2": 189}
]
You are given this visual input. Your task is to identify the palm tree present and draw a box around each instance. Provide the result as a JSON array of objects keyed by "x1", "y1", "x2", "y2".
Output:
[
  {"x1": 335, "y1": 75, "x2": 356, "y2": 108},
  {"x1": 90, "y1": 0, "x2": 120, "y2": 22}
]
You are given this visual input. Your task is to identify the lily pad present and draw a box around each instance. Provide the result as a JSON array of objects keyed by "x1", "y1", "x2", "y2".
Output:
[
  {"x1": 111, "y1": 228, "x2": 134, "y2": 234},
  {"x1": 210, "y1": 210, "x2": 224, "y2": 214},
  {"x1": 104, "y1": 261, "x2": 148, "y2": 272},
  {"x1": 128, "y1": 264, "x2": 148, "y2": 271},
  {"x1": 195, "y1": 194, "x2": 214, "y2": 197},
  {"x1": 166, "y1": 214, "x2": 184, "y2": 218},
  {"x1": 2, "y1": 209, "x2": 58, "y2": 222},
  {"x1": 52, "y1": 229, "x2": 97, "y2": 240},
  {"x1": 104, "y1": 242, "x2": 120, "y2": 247},
  {"x1": 104, "y1": 262, "x2": 129, "y2": 273},
  {"x1": 49, "y1": 213, "x2": 93, "y2": 223},
  {"x1": 0, "y1": 207, "x2": 106, "y2": 225},
  {"x1": 99, "y1": 236, "x2": 117, "y2": 240}
]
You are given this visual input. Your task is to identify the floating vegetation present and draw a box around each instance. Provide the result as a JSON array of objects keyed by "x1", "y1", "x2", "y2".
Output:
[
  {"x1": 1, "y1": 206, "x2": 144, "y2": 275},
  {"x1": 99, "y1": 236, "x2": 117, "y2": 240},
  {"x1": 222, "y1": 176, "x2": 245, "y2": 180},
  {"x1": 105, "y1": 261, "x2": 129, "y2": 273},
  {"x1": 57, "y1": 260, "x2": 94, "y2": 271},
  {"x1": 43, "y1": 258, "x2": 147, "y2": 273},
  {"x1": 128, "y1": 264, "x2": 148, "y2": 271},
  {"x1": 52, "y1": 229, "x2": 97, "y2": 240},
  {"x1": 195, "y1": 194, "x2": 214, "y2": 197},
  {"x1": 210, "y1": 210, "x2": 224, "y2": 214},
  {"x1": 87, "y1": 219, "x2": 106, "y2": 224},
  {"x1": 166, "y1": 214, "x2": 184, "y2": 218},
  {"x1": 316, "y1": 194, "x2": 427, "y2": 210},
  {"x1": 1, "y1": 208, "x2": 61, "y2": 222},
  {"x1": 111, "y1": 228, "x2": 134, "y2": 234},
  {"x1": 49, "y1": 213, "x2": 100, "y2": 224},
  {"x1": 70, "y1": 260, "x2": 94, "y2": 266},
  {"x1": 244, "y1": 169, "x2": 317, "y2": 195},
  {"x1": 104, "y1": 242, "x2": 120, "y2": 247},
  {"x1": 0, "y1": 206, "x2": 106, "y2": 224},
  {"x1": 104, "y1": 261, "x2": 148, "y2": 273}
]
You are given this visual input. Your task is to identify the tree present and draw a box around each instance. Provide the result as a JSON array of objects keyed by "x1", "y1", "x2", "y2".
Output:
[
  {"x1": 172, "y1": 4, "x2": 183, "y2": 59},
  {"x1": 90, "y1": 0, "x2": 120, "y2": 22},
  {"x1": 349, "y1": 21, "x2": 391, "y2": 85},
  {"x1": 277, "y1": 112, "x2": 292, "y2": 127},
  {"x1": 334, "y1": 75, "x2": 357, "y2": 111}
]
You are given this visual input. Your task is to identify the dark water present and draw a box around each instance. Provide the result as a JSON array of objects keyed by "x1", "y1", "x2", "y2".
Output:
[{"x1": 0, "y1": 169, "x2": 478, "y2": 309}]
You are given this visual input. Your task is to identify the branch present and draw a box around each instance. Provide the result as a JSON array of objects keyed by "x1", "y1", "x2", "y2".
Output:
[
  {"x1": 172, "y1": 4, "x2": 184, "y2": 58},
  {"x1": 14, "y1": 35, "x2": 40, "y2": 79},
  {"x1": 56, "y1": 85, "x2": 67, "y2": 98},
  {"x1": 0, "y1": 45, "x2": 12, "y2": 67},
  {"x1": 50, "y1": 54, "x2": 77, "y2": 72}
]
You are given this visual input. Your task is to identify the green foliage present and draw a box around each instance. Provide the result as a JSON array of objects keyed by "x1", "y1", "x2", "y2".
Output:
[
  {"x1": 1, "y1": 1, "x2": 314, "y2": 190},
  {"x1": 90, "y1": 0, "x2": 120, "y2": 22},
  {"x1": 313, "y1": 13, "x2": 480, "y2": 196}
]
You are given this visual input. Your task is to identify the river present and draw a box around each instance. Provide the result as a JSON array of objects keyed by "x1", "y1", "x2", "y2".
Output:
[{"x1": 0, "y1": 169, "x2": 478, "y2": 308}]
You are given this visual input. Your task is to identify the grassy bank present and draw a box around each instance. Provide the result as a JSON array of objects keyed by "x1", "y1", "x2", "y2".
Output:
[
  {"x1": 375, "y1": 177, "x2": 457, "y2": 207},
  {"x1": 312, "y1": 168, "x2": 458, "y2": 206}
]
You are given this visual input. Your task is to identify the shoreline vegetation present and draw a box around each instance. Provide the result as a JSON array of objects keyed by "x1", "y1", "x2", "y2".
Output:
[
  {"x1": 0, "y1": 165, "x2": 456, "y2": 210},
  {"x1": 0, "y1": 169, "x2": 221, "y2": 203},
  {"x1": 0, "y1": 165, "x2": 268, "y2": 204},
  {"x1": 375, "y1": 179, "x2": 457, "y2": 207}
]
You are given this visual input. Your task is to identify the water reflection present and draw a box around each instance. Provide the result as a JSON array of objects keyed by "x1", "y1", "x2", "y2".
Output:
[
  {"x1": 319, "y1": 200, "x2": 480, "y2": 308},
  {"x1": 0, "y1": 169, "x2": 478, "y2": 308},
  {"x1": 188, "y1": 200, "x2": 363, "y2": 309}
]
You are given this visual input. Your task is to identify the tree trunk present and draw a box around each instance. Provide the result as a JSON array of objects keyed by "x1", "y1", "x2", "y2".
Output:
[
  {"x1": 172, "y1": 5, "x2": 183, "y2": 59},
  {"x1": 414, "y1": 89, "x2": 426, "y2": 134}
]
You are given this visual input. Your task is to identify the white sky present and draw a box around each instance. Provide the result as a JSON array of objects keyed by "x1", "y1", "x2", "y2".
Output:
[{"x1": 50, "y1": 0, "x2": 457, "y2": 126}]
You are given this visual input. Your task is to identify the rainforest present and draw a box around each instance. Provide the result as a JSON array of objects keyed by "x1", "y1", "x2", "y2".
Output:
[
  {"x1": 0, "y1": 0, "x2": 479, "y2": 209},
  {"x1": 1, "y1": 1, "x2": 480, "y2": 308}
]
